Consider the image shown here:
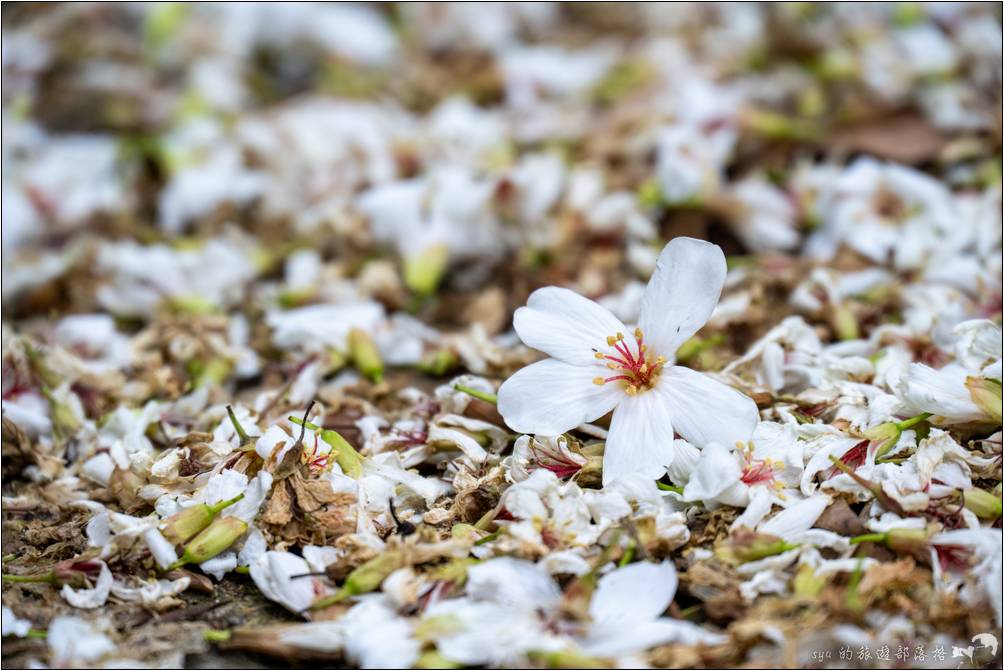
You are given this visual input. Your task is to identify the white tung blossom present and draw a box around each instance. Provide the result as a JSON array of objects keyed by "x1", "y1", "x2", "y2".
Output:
[{"x1": 498, "y1": 237, "x2": 759, "y2": 485}]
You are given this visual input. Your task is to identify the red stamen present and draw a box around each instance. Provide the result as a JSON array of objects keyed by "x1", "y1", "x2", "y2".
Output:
[
  {"x1": 594, "y1": 330, "x2": 664, "y2": 391},
  {"x1": 613, "y1": 340, "x2": 636, "y2": 365},
  {"x1": 934, "y1": 544, "x2": 973, "y2": 572},
  {"x1": 601, "y1": 353, "x2": 632, "y2": 367},
  {"x1": 827, "y1": 440, "x2": 869, "y2": 478},
  {"x1": 741, "y1": 461, "x2": 775, "y2": 485}
]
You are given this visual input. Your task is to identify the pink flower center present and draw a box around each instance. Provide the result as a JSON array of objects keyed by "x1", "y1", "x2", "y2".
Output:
[
  {"x1": 738, "y1": 445, "x2": 786, "y2": 493},
  {"x1": 529, "y1": 440, "x2": 586, "y2": 479},
  {"x1": 591, "y1": 328, "x2": 666, "y2": 395},
  {"x1": 934, "y1": 544, "x2": 973, "y2": 572},
  {"x1": 304, "y1": 434, "x2": 330, "y2": 472},
  {"x1": 741, "y1": 460, "x2": 776, "y2": 485},
  {"x1": 827, "y1": 440, "x2": 869, "y2": 478}
]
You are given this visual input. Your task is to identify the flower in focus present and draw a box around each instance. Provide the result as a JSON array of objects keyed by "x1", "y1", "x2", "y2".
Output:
[{"x1": 498, "y1": 237, "x2": 759, "y2": 485}]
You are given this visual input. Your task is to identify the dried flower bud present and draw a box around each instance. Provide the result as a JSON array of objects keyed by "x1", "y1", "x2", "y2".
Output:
[
  {"x1": 715, "y1": 529, "x2": 797, "y2": 565},
  {"x1": 418, "y1": 348, "x2": 458, "y2": 376},
  {"x1": 320, "y1": 427, "x2": 364, "y2": 479},
  {"x1": 963, "y1": 488, "x2": 1002, "y2": 520},
  {"x1": 43, "y1": 389, "x2": 81, "y2": 439},
  {"x1": 864, "y1": 421, "x2": 901, "y2": 459},
  {"x1": 109, "y1": 467, "x2": 146, "y2": 511},
  {"x1": 309, "y1": 550, "x2": 404, "y2": 609},
  {"x1": 348, "y1": 328, "x2": 383, "y2": 383},
  {"x1": 831, "y1": 303, "x2": 859, "y2": 341},
  {"x1": 884, "y1": 527, "x2": 930, "y2": 558},
  {"x1": 167, "y1": 516, "x2": 248, "y2": 570},
  {"x1": 965, "y1": 376, "x2": 1003, "y2": 424},
  {"x1": 403, "y1": 243, "x2": 449, "y2": 297},
  {"x1": 52, "y1": 559, "x2": 104, "y2": 588},
  {"x1": 159, "y1": 493, "x2": 245, "y2": 546},
  {"x1": 574, "y1": 456, "x2": 604, "y2": 488},
  {"x1": 191, "y1": 357, "x2": 233, "y2": 388}
]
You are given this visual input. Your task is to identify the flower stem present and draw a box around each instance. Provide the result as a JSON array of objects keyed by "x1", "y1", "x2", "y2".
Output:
[
  {"x1": 896, "y1": 412, "x2": 931, "y2": 431},
  {"x1": 207, "y1": 492, "x2": 245, "y2": 515},
  {"x1": 202, "y1": 629, "x2": 231, "y2": 643},
  {"x1": 827, "y1": 455, "x2": 906, "y2": 516},
  {"x1": 845, "y1": 559, "x2": 865, "y2": 613},
  {"x1": 454, "y1": 383, "x2": 497, "y2": 405},
  {"x1": 473, "y1": 530, "x2": 500, "y2": 546},
  {"x1": 289, "y1": 416, "x2": 320, "y2": 432},
  {"x1": 1, "y1": 572, "x2": 54, "y2": 584},
  {"x1": 26, "y1": 629, "x2": 47, "y2": 639},
  {"x1": 656, "y1": 482, "x2": 684, "y2": 494},
  {"x1": 618, "y1": 540, "x2": 636, "y2": 567},
  {"x1": 849, "y1": 533, "x2": 887, "y2": 545},
  {"x1": 226, "y1": 405, "x2": 251, "y2": 444}
]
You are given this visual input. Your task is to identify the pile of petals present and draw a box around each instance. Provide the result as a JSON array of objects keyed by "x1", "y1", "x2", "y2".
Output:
[{"x1": 1, "y1": 3, "x2": 1001, "y2": 669}]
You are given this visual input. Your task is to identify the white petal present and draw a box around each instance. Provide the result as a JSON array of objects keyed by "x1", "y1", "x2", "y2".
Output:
[
  {"x1": 498, "y1": 359, "x2": 622, "y2": 435},
  {"x1": 255, "y1": 425, "x2": 292, "y2": 461},
  {"x1": 365, "y1": 452, "x2": 451, "y2": 503},
  {"x1": 466, "y1": 557, "x2": 562, "y2": 609},
  {"x1": 639, "y1": 237, "x2": 727, "y2": 357},
  {"x1": 110, "y1": 577, "x2": 190, "y2": 605},
  {"x1": 144, "y1": 528, "x2": 179, "y2": 571},
  {"x1": 758, "y1": 493, "x2": 831, "y2": 537},
  {"x1": 250, "y1": 551, "x2": 318, "y2": 614},
  {"x1": 303, "y1": 545, "x2": 341, "y2": 574},
  {"x1": 589, "y1": 561, "x2": 678, "y2": 624},
  {"x1": 200, "y1": 552, "x2": 238, "y2": 581},
  {"x1": 200, "y1": 468, "x2": 249, "y2": 505},
  {"x1": 582, "y1": 618, "x2": 725, "y2": 657},
  {"x1": 602, "y1": 390, "x2": 676, "y2": 486},
  {"x1": 683, "y1": 443, "x2": 743, "y2": 502},
  {"x1": 540, "y1": 551, "x2": 592, "y2": 576},
  {"x1": 513, "y1": 286, "x2": 629, "y2": 366},
  {"x1": 237, "y1": 527, "x2": 268, "y2": 567},
  {"x1": 48, "y1": 616, "x2": 116, "y2": 665},
  {"x1": 896, "y1": 362, "x2": 986, "y2": 424},
  {"x1": 342, "y1": 600, "x2": 420, "y2": 669},
  {"x1": 61, "y1": 561, "x2": 113, "y2": 609},
  {"x1": 658, "y1": 367, "x2": 759, "y2": 448},
  {"x1": 226, "y1": 470, "x2": 274, "y2": 523},
  {"x1": 665, "y1": 438, "x2": 701, "y2": 486},
  {"x1": 1, "y1": 606, "x2": 31, "y2": 637},
  {"x1": 278, "y1": 621, "x2": 345, "y2": 653},
  {"x1": 731, "y1": 487, "x2": 775, "y2": 529}
]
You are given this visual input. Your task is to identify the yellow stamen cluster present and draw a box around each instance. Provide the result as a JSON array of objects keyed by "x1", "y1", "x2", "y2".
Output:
[{"x1": 591, "y1": 328, "x2": 665, "y2": 395}]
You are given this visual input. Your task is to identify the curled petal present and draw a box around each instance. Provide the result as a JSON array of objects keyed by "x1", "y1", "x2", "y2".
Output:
[{"x1": 683, "y1": 442, "x2": 743, "y2": 503}]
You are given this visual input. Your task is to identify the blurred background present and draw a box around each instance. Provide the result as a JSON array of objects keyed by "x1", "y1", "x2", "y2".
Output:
[{"x1": 2, "y1": 2, "x2": 1001, "y2": 337}]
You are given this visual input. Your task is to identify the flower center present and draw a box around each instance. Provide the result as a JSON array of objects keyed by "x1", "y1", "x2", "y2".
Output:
[
  {"x1": 738, "y1": 444, "x2": 786, "y2": 494},
  {"x1": 591, "y1": 328, "x2": 665, "y2": 395},
  {"x1": 528, "y1": 437, "x2": 586, "y2": 479}
]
